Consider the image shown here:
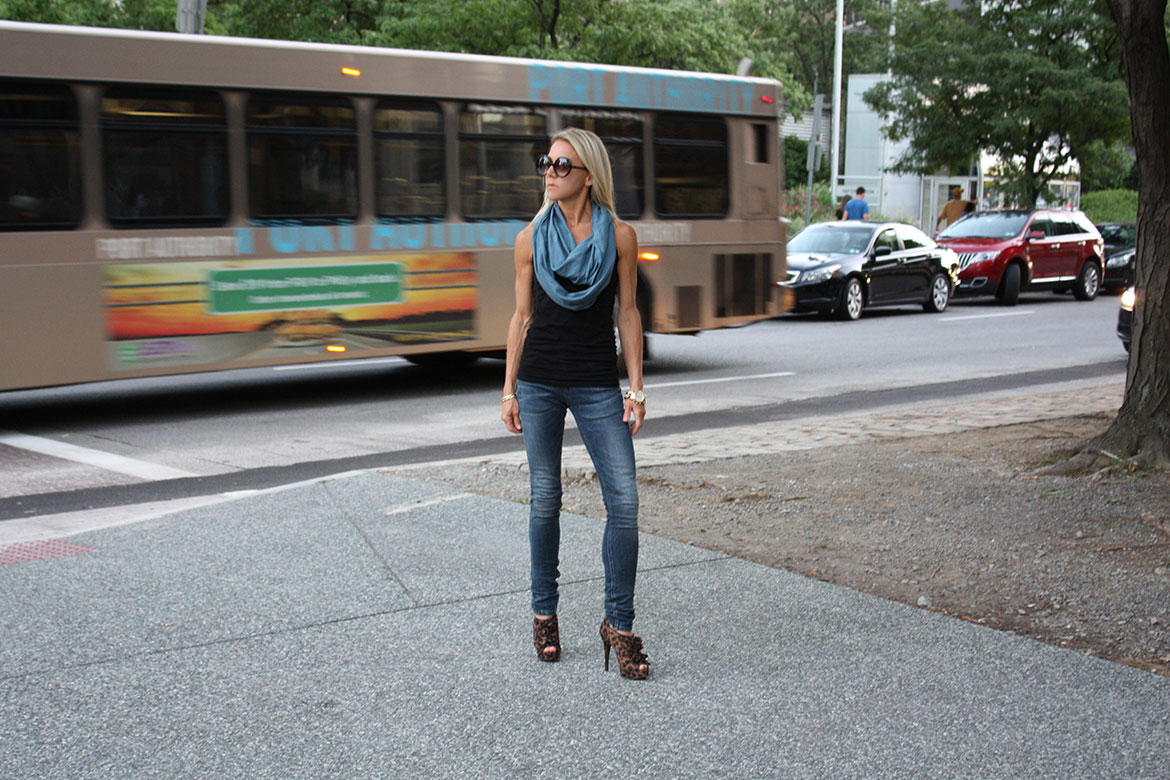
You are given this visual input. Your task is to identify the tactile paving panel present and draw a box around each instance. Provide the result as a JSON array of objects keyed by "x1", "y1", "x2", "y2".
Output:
[{"x1": 0, "y1": 540, "x2": 99, "y2": 565}]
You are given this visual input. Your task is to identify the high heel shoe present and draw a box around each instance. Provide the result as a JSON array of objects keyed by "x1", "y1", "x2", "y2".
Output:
[
  {"x1": 533, "y1": 614, "x2": 561, "y2": 662},
  {"x1": 599, "y1": 618, "x2": 649, "y2": 679}
]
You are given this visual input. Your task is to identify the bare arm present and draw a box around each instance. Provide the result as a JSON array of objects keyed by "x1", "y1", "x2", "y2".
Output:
[
  {"x1": 501, "y1": 225, "x2": 535, "y2": 434},
  {"x1": 613, "y1": 220, "x2": 645, "y2": 435}
]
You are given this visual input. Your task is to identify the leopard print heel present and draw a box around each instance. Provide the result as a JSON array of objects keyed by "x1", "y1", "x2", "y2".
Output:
[
  {"x1": 600, "y1": 618, "x2": 649, "y2": 680},
  {"x1": 533, "y1": 614, "x2": 561, "y2": 662}
]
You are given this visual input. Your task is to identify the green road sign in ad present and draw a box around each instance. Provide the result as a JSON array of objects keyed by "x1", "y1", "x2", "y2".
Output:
[{"x1": 207, "y1": 262, "x2": 404, "y2": 314}]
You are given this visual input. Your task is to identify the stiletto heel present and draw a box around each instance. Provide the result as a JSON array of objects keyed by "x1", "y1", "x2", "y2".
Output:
[
  {"x1": 533, "y1": 614, "x2": 561, "y2": 662},
  {"x1": 599, "y1": 618, "x2": 649, "y2": 679}
]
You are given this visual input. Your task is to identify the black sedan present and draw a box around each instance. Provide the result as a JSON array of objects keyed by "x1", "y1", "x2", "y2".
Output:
[
  {"x1": 1118, "y1": 287, "x2": 1135, "y2": 351},
  {"x1": 1104, "y1": 246, "x2": 1136, "y2": 292},
  {"x1": 778, "y1": 221, "x2": 961, "y2": 320}
]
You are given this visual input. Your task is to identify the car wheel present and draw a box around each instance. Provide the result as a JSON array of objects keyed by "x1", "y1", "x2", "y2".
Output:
[
  {"x1": 996, "y1": 263, "x2": 1020, "y2": 306},
  {"x1": 836, "y1": 277, "x2": 864, "y2": 321},
  {"x1": 1073, "y1": 260, "x2": 1101, "y2": 301},
  {"x1": 923, "y1": 273, "x2": 950, "y2": 313}
]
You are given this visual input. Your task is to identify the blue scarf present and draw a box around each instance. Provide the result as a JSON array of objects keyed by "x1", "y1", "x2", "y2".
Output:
[{"x1": 531, "y1": 203, "x2": 617, "y2": 311}]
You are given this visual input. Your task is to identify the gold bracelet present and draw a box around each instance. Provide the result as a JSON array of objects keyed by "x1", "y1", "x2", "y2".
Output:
[{"x1": 501, "y1": 393, "x2": 517, "y2": 402}]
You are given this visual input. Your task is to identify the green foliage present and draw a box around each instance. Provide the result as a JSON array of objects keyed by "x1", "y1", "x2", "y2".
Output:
[
  {"x1": 783, "y1": 136, "x2": 829, "y2": 189},
  {"x1": 374, "y1": 0, "x2": 806, "y2": 105},
  {"x1": 781, "y1": 182, "x2": 836, "y2": 233},
  {"x1": 865, "y1": 0, "x2": 1130, "y2": 207},
  {"x1": 0, "y1": 0, "x2": 177, "y2": 30},
  {"x1": 1078, "y1": 138, "x2": 1135, "y2": 192},
  {"x1": 1079, "y1": 189, "x2": 1138, "y2": 224}
]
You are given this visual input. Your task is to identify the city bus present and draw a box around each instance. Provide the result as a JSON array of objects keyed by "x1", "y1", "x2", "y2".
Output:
[{"x1": 0, "y1": 21, "x2": 787, "y2": 392}]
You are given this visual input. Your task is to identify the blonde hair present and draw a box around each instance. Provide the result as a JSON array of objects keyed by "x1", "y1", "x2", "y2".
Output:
[{"x1": 534, "y1": 127, "x2": 618, "y2": 221}]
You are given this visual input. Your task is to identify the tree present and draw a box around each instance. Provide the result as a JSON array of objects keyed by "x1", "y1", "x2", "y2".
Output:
[
  {"x1": 863, "y1": 0, "x2": 1130, "y2": 206},
  {"x1": 1086, "y1": 0, "x2": 1170, "y2": 468}
]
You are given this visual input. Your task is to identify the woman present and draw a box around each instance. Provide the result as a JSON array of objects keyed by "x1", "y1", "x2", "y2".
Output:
[
  {"x1": 501, "y1": 127, "x2": 650, "y2": 680},
  {"x1": 835, "y1": 194, "x2": 851, "y2": 221}
]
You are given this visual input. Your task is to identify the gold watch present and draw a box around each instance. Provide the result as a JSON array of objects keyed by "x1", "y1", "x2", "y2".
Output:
[{"x1": 624, "y1": 389, "x2": 646, "y2": 405}]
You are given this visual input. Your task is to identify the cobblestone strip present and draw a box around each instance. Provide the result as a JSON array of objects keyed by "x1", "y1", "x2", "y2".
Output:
[{"x1": 388, "y1": 381, "x2": 1124, "y2": 479}]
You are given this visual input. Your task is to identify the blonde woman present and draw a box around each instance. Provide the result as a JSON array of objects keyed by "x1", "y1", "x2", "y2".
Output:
[{"x1": 500, "y1": 128, "x2": 650, "y2": 680}]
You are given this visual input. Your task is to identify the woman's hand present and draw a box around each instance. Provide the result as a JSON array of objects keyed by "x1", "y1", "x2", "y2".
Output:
[
  {"x1": 502, "y1": 397, "x2": 522, "y2": 434},
  {"x1": 622, "y1": 398, "x2": 645, "y2": 436}
]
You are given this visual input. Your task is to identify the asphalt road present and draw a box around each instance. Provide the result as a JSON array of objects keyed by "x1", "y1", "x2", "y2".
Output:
[{"x1": 0, "y1": 291, "x2": 1128, "y2": 518}]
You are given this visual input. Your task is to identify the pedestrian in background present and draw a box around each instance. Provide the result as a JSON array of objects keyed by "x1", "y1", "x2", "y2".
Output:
[
  {"x1": 843, "y1": 186, "x2": 869, "y2": 220},
  {"x1": 835, "y1": 194, "x2": 851, "y2": 221},
  {"x1": 501, "y1": 127, "x2": 650, "y2": 680},
  {"x1": 935, "y1": 186, "x2": 970, "y2": 233}
]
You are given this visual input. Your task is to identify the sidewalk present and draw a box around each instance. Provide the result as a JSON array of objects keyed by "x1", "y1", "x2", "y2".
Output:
[{"x1": 2, "y1": 378, "x2": 1168, "y2": 779}]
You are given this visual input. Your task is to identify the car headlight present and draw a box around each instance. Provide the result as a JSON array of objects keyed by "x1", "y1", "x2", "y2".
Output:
[
  {"x1": 1107, "y1": 251, "x2": 1135, "y2": 268},
  {"x1": 969, "y1": 251, "x2": 999, "y2": 264},
  {"x1": 801, "y1": 264, "x2": 841, "y2": 284},
  {"x1": 1121, "y1": 287, "x2": 1136, "y2": 311}
]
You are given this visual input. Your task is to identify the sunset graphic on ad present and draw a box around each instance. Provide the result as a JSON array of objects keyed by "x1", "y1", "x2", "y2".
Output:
[{"x1": 103, "y1": 253, "x2": 477, "y2": 368}]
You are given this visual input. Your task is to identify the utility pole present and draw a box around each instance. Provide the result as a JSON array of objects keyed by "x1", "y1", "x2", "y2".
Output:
[
  {"x1": 829, "y1": 0, "x2": 844, "y2": 201},
  {"x1": 175, "y1": 0, "x2": 207, "y2": 34}
]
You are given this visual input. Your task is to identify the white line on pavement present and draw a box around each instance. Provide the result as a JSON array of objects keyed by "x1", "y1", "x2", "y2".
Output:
[
  {"x1": 645, "y1": 371, "x2": 795, "y2": 390},
  {"x1": 0, "y1": 470, "x2": 371, "y2": 546},
  {"x1": 938, "y1": 310, "x2": 1034, "y2": 323},
  {"x1": 0, "y1": 430, "x2": 195, "y2": 481},
  {"x1": 383, "y1": 493, "x2": 475, "y2": 516}
]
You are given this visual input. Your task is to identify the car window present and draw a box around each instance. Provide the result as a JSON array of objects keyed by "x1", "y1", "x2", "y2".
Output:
[
  {"x1": 788, "y1": 225, "x2": 875, "y2": 255},
  {"x1": 1053, "y1": 217, "x2": 1082, "y2": 236},
  {"x1": 1030, "y1": 218, "x2": 1053, "y2": 237},
  {"x1": 1098, "y1": 223, "x2": 1135, "y2": 245},
  {"x1": 937, "y1": 212, "x2": 1029, "y2": 239},
  {"x1": 896, "y1": 225, "x2": 931, "y2": 250},
  {"x1": 874, "y1": 229, "x2": 899, "y2": 252}
]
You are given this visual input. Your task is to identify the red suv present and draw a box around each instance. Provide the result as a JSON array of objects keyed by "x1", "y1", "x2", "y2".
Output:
[{"x1": 936, "y1": 209, "x2": 1104, "y2": 305}]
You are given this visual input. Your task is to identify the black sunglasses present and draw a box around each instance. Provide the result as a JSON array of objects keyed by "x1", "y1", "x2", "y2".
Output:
[{"x1": 536, "y1": 154, "x2": 585, "y2": 178}]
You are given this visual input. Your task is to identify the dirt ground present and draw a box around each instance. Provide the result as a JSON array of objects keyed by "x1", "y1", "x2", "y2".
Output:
[{"x1": 413, "y1": 411, "x2": 1170, "y2": 676}]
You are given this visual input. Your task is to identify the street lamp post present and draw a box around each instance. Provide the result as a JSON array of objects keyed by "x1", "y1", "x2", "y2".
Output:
[{"x1": 830, "y1": 0, "x2": 844, "y2": 200}]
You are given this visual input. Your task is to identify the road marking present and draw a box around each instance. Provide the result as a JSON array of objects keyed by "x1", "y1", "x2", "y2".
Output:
[
  {"x1": 938, "y1": 310, "x2": 1035, "y2": 323},
  {"x1": 384, "y1": 493, "x2": 475, "y2": 516},
  {"x1": 0, "y1": 470, "x2": 370, "y2": 546},
  {"x1": 272, "y1": 357, "x2": 403, "y2": 372},
  {"x1": 0, "y1": 430, "x2": 195, "y2": 480},
  {"x1": 645, "y1": 371, "x2": 795, "y2": 390}
]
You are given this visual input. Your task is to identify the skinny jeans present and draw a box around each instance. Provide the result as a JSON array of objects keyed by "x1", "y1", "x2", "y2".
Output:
[{"x1": 517, "y1": 379, "x2": 639, "y2": 632}]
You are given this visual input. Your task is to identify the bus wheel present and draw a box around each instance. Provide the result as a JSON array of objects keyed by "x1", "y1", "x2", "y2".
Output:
[{"x1": 403, "y1": 352, "x2": 480, "y2": 367}]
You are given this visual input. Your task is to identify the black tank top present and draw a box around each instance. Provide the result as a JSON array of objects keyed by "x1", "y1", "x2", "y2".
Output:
[{"x1": 518, "y1": 269, "x2": 619, "y2": 387}]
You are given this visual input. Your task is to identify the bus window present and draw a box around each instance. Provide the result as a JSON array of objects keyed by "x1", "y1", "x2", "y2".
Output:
[
  {"x1": 459, "y1": 105, "x2": 547, "y2": 220},
  {"x1": 0, "y1": 80, "x2": 81, "y2": 230},
  {"x1": 654, "y1": 114, "x2": 728, "y2": 218},
  {"x1": 102, "y1": 87, "x2": 228, "y2": 228},
  {"x1": 247, "y1": 94, "x2": 357, "y2": 223},
  {"x1": 561, "y1": 111, "x2": 644, "y2": 220},
  {"x1": 374, "y1": 100, "x2": 444, "y2": 221}
]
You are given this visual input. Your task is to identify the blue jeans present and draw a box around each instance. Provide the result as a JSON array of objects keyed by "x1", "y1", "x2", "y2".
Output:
[{"x1": 517, "y1": 380, "x2": 639, "y2": 632}]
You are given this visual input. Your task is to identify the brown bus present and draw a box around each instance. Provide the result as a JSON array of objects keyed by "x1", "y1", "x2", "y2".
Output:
[{"x1": 0, "y1": 21, "x2": 787, "y2": 391}]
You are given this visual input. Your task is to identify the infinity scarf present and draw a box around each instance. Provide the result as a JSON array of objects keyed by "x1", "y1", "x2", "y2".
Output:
[{"x1": 531, "y1": 203, "x2": 617, "y2": 311}]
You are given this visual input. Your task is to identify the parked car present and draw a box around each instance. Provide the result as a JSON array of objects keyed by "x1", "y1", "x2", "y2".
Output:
[
  {"x1": 935, "y1": 209, "x2": 1104, "y2": 305},
  {"x1": 1104, "y1": 246, "x2": 1136, "y2": 292},
  {"x1": 777, "y1": 221, "x2": 960, "y2": 321},
  {"x1": 1097, "y1": 221, "x2": 1136, "y2": 259},
  {"x1": 1118, "y1": 286, "x2": 1135, "y2": 352}
]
